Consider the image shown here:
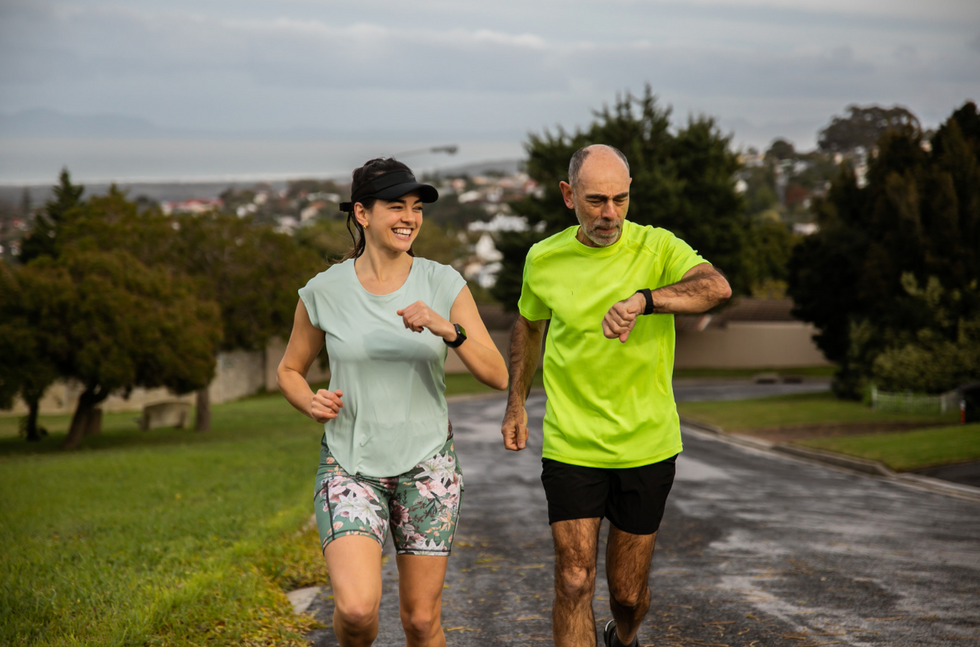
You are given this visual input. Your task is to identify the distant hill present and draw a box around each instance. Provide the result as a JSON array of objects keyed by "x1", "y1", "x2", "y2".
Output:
[
  {"x1": 427, "y1": 158, "x2": 524, "y2": 177},
  {"x1": 0, "y1": 156, "x2": 524, "y2": 205},
  {"x1": 0, "y1": 109, "x2": 175, "y2": 138},
  {"x1": 0, "y1": 180, "x2": 290, "y2": 206}
]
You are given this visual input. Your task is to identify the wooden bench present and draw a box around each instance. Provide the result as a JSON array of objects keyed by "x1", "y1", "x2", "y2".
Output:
[{"x1": 138, "y1": 401, "x2": 191, "y2": 431}]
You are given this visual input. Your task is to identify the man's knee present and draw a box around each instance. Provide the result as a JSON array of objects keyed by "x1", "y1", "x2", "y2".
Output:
[
  {"x1": 555, "y1": 561, "x2": 596, "y2": 601},
  {"x1": 608, "y1": 578, "x2": 649, "y2": 611}
]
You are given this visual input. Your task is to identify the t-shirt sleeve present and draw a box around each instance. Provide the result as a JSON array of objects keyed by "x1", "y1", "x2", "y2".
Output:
[
  {"x1": 659, "y1": 233, "x2": 708, "y2": 287},
  {"x1": 433, "y1": 263, "x2": 467, "y2": 317},
  {"x1": 297, "y1": 278, "x2": 322, "y2": 331},
  {"x1": 517, "y1": 253, "x2": 552, "y2": 321}
]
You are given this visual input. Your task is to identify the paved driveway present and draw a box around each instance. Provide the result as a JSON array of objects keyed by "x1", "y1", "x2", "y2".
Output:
[{"x1": 307, "y1": 392, "x2": 980, "y2": 646}]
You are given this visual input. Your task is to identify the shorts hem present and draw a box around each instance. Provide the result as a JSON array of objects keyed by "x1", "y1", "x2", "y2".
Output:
[
  {"x1": 542, "y1": 449, "x2": 681, "y2": 470},
  {"x1": 548, "y1": 512, "x2": 604, "y2": 525},
  {"x1": 607, "y1": 519, "x2": 662, "y2": 536},
  {"x1": 321, "y1": 530, "x2": 385, "y2": 551},
  {"x1": 395, "y1": 548, "x2": 452, "y2": 556}
]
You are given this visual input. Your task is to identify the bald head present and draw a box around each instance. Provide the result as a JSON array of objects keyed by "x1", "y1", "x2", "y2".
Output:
[
  {"x1": 568, "y1": 144, "x2": 630, "y2": 188},
  {"x1": 559, "y1": 144, "x2": 633, "y2": 247}
]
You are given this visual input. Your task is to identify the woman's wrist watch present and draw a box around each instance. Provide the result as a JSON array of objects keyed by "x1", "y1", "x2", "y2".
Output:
[{"x1": 444, "y1": 323, "x2": 467, "y2": 348}]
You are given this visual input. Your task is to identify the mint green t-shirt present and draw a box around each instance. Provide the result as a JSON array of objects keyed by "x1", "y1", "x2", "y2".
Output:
[
  {"x1": 298, "y1": 257, "x2": 466, "y2": 477},
  {"x1": 518, "y1": 220, "x2": 706, "y2": 468}
]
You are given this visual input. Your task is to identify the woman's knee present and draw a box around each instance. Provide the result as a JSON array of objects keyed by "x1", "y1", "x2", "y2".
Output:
[
  {"x1": 400, "y1": 606, "x2": 441, "y2": 642},
  {"x1": 335, "y1": 595, "x2": 381, "y2": 632}
]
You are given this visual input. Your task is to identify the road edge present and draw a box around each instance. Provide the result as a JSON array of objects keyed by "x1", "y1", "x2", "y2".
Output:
[{"x1": 680, "y1": 416, "x2": 980, "y2": 504}]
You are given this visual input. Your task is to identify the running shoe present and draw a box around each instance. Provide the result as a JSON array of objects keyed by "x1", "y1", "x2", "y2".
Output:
[{"x1": 603, "y1": 619, "x2": 638, "y2": 647}]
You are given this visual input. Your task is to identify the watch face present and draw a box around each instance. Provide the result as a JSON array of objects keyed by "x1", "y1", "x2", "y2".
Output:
[{"x1": 445, "y1": 323, "x2": 467, "y2": 348}]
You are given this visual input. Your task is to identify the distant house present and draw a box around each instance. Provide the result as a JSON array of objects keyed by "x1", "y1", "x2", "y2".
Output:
[
  {"x1": 161, "y1": 197, "x2": 223, "y2": 215},
  {"x1": 301, "y1": 200, "x2": 328, "y2": 221}
]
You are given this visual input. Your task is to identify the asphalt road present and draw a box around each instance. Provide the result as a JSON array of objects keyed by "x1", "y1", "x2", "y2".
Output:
[{"x1": 306, "y1": 389, "x2": 980, "y2": 646}]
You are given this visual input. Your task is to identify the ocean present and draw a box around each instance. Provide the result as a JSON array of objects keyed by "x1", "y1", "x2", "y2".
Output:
[{"x1": 0, "y1": 137, "x2": 526, "y2": 187}]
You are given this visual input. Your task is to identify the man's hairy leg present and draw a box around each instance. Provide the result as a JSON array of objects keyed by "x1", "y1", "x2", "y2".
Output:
[
  {"x1": 605, "y1": 525, "x2": 658, "y2": 646},
  {"x1": 552, "y1": 518, "x2": 602, "y2": 647}
]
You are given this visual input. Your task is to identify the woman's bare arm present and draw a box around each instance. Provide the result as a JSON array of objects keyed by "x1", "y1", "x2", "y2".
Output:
[{"x1": 277, "y1": 300, "x2": 343, "y2": 423}]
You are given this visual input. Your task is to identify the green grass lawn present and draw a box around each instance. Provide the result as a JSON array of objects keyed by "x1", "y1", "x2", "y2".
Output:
[
  {"x1": 678, "y1": 391, "x2": 974, "y2": 472},
  {"x1": 672, "y1": 365, "x2": 836, "y2": 380},
  {"x1": 0, "y1": 371, "x2": 535, "y2": 646},
  {"x1": 0, "y1": 394, "x2": 330, "y2": 647},
  {"x1": 676, "y1": 391, "x2": 956, "y2": 431},
  {"x1": 797, "y1": 424, "x2": 980, "y2": 472}
]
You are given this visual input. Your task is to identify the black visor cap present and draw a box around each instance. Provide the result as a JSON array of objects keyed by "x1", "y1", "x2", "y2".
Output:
[{"x1": 351, "y1": 170, "x2": 439, "y2": 205}]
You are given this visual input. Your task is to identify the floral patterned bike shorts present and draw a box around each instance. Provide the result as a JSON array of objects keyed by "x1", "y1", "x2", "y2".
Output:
[{"x1": 314, "y1": 432, "x2": 463, "y2": 556}]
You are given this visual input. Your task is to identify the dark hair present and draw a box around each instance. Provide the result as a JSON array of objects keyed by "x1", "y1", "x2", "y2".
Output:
[
  {"x1": 342, "y1": 157, "x2": 415, "y2": 261},
  {"x1": 568, "y1": 144, "x2": 630, "y2": 187}
]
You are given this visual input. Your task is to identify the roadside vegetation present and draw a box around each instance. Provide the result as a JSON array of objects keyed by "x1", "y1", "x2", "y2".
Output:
[
  {"x1": 0, "y1": 370, "x2": 540, "y2": 645},
  {"x1": 677, "y1": 391, "x2": 974, "y2": 471},
  {"x1": 676, "y1": 391, "x2": 956, "y2": 431},
  {"x1": 0, "y1": 393, "x2": 328, "y2": 647},
  {"x1": 797, "y1": 424, "x2": 980, "y2": 472},
  {"x1": 672, "y1": 366, "x2": 835, "y2": 380}
]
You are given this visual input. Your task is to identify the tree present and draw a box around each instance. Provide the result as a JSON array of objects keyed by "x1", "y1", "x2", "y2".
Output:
[
  {"x1": 789, "y1": 102, "x2": 980, "y2": 396},
  {"x1": 0, "y1": 264, "x2": 60, "y2": 440},
  {"x1": 18, "y1": 168, "x2": 85, "y2": 264},
  {"x1": 741, "y1": 220, "x2": 796, "y2": 297},
  {"x1": 9, "y1": 172, "x2": 323, "y2": 441},
  {"x1": 10, "y1": 250, "x2": 222, "y2": 448},
  {"x1": 817, "y1": 105, "x2": 921, "y2": 156},
  {"x1": 166, "y1": 213, "x2": 323, "y2": 430},
  {"x1": 2, "y1": 172, "x2": 88, "y2": 437},
  {"x1": 493, "y1": 87, "x2": 754, "y2": 308},
  {"x1": 52, "y1": 188, "x2": 322, "y2": 432},
  {"x1": 766, "y1": 139, "x2": 796, "y2": 161},
  {"x1": 858, "y1": 276, "x2": 980, "y2": 393}
]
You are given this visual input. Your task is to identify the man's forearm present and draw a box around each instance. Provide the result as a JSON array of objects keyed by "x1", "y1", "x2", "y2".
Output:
[
  {"x1": 507, "y1": 316, "x2": 545, "y2": 406},
  {"x1": 647, "y1": 266, "x2": 732, "y2": 315}
]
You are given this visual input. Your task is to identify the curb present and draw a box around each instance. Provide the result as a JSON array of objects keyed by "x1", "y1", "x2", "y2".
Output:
[
  {"x1": 679, "y1": 416, "x2": 980, "y2": 504},
  {"x1": 771, "y1": 444, "x2": 893, "y2": 477}
]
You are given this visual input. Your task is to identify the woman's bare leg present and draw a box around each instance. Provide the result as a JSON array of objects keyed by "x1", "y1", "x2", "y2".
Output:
[
  {"x1": 395, "y1": 554, "x2": 450, "y2": 647},
  {"x1": 323, "y1": 535, "x2": 385, "y2": 647}
]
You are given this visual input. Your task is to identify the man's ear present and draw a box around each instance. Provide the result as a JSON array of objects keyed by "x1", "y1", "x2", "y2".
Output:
[{"x1": 559, "y1": 181, "x2": 575, "y2": 209}]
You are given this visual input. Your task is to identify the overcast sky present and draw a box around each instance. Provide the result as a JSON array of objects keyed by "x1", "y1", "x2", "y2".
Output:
[{"x1": 1, "y1": 0, "x2": 978, "y2": 157}]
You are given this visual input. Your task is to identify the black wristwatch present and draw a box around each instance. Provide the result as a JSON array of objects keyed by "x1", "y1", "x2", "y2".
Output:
[
  {"x1": 635, "y1": 288, "x2": 654, "y2": 315},
  {"x1": 444, "y1": 323, "x2": 467, "y2": 348}
]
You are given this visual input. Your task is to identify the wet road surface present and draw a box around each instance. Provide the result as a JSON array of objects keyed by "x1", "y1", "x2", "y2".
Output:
[{"x1": 306, "y1": 390, "x2": 980, "y2": 646}]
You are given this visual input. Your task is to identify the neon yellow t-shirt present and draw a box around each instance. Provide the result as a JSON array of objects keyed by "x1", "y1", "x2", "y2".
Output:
[{"x1": 518, "y1": 220, "x2": 706, "y2": 468}]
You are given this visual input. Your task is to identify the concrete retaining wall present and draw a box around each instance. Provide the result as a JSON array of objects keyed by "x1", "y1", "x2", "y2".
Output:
[
  {"x1": 675, "y1": 321, "x2": 830, "y2": 369},
  {"x1": 4, "y1": 339, "x2": 331, "y2": 417}
]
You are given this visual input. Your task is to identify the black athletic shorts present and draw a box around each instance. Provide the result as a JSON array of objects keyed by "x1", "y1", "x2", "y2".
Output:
[{"x1": 541, "y1": 454, "x2": 677, "y2": 535}]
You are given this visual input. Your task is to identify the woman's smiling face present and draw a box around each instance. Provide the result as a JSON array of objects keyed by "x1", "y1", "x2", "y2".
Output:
[{"x1": 357, "y1": 190, "x2": 423, "y2": 254}]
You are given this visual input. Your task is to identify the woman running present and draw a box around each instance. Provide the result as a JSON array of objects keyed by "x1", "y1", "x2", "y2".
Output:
[{"x1": 277, "y1": 157, "x2": 508, "y2": 647}]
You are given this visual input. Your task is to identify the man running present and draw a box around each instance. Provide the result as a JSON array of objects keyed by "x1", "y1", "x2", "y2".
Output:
[{"x1": 501, "y1": 144, "x2": 731, "y2": 647}]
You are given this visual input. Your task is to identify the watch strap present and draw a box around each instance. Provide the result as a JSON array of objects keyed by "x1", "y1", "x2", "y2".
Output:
[
  {"x1": 636, "y1": 289, "x2": 654, "y2": 315},
  {"x1": 444, "y1": 323, "x2": 466, "y2": 348}
]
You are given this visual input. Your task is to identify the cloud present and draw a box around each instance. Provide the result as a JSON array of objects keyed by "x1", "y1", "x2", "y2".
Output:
[
  {"x1": 0, "y1": 4, "x2": 954, "y2": 98},
  {"x1": 239, "y1": 21, "x2": 560, "y2": 92},
  {"x1": 1, "y1": 0, "x2": 977, "y2": 143}
]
